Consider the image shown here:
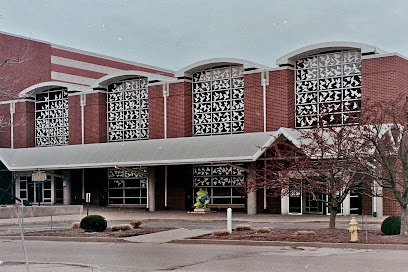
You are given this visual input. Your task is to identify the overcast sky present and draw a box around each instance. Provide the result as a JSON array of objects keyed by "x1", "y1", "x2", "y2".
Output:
[{"x1": 0, "y1": 0, "x2": 407, "y2": 71}]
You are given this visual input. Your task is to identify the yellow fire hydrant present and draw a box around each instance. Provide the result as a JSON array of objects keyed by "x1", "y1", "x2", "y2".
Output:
[{"x1": 348, "y1": 216, "x2": 361, "y2": 242}]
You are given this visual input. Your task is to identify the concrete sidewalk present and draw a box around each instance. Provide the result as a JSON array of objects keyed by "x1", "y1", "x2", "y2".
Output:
[
  {"x1": 124, "y1": 228, "x2": 210, "y2": 243},
  {"x1": 0, "y1": 262, "x2": 100, "y2": 272},
  {"x1": 0, "y1": 205, "x2": 385, "y2": 226}
]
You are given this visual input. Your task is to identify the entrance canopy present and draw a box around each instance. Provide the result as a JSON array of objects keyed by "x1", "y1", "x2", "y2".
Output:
[{"x1": 0, "y1": 132, "x2": 279, "y2": 171}]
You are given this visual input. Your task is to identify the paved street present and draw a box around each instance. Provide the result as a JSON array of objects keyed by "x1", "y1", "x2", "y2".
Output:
[
  {"x1": 1, "y1": 239, "x2": 407, "y2": 271},
  {"x1": 0, "y1": 207, "x2": 391, "y2": 271}
]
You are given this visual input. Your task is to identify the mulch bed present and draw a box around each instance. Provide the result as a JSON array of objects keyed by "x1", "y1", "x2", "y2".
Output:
[
  {"x1": 195, "y1": 228, "x2": 408, "y2": 244},
  {"x1": 0, "y1": 226, "x2": 173, "y2": 238}
]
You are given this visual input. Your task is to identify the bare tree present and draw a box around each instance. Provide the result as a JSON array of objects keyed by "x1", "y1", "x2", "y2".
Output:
[
  {"x1": 353, "y1": 94, "x2": 408, "y2": 235},
  {"x1": 248, "y1": 125, "x2": 368, "y2": 229},
  {"x1": 0, "y1": 34, "x2": 28, "y2": 127}
]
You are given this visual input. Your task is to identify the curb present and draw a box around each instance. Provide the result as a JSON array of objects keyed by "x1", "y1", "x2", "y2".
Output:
[
  {"x1": 1, "y1": 261, "x2": 101, "y2": 271},
  {"x1": 0, "y1": 235, "x2": 130, "y2": 243},
  {"x1": 170, "y1": 238, "x2": 408, "y2": 250}
]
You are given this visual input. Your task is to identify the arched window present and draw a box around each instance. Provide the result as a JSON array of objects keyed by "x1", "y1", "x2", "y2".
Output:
[
  {"x1": 193, "y1": 65, "x2": 244, "y2": 136},
  {"x1": 35, "y1": 87, "x2": 69, "y2": 146},
  {"x1": 295, "y1": 50, "x2": 362, "y2": 128},
  {"x1": 107, "y1": 77, "x2": 149, "y2": 141}
]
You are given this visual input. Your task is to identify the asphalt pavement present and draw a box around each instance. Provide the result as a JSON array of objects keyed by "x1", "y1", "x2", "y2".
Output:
[{"x1": 0, "y1": 206, "x2": 388, "y2": 271}]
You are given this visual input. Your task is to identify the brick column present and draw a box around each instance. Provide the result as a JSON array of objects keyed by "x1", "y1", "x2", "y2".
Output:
[
  {"x1": 0, "y1": 103, "x2": 11, "y2": 148},
  {"x1": 244, "y1": 73, "x2": 264, "y2": 133},
  {"x1": 68, "y1": 95, "x2": 82, "y2": 145},
  {"x1": 167, "y1": 82, "x2": 192, "y2": 138},
  {"x1": 267, "y1": 69, "x2": 295, "y2": 130},
  {"x1": 14, "y1": 101, "x2": 35, "y2": 148},
  {"x1": 84, "y1": 92, "x2": 107, "y2": 144},
  {"x1": 149, "y1": 84, "x2": 164, "y2": 139}
]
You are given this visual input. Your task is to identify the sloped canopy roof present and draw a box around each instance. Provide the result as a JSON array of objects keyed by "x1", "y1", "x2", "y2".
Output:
[{"x1": 0, "y1": 132, "x2": 277, "y2": 171}]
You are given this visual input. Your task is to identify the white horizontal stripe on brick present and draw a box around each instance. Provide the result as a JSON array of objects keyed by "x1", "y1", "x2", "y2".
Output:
[
  {"x1": 51, "y1": 56, "x2": 122, "y2": 74},
  {"x1": 51, "y1": 71, "x2": 96, "y2": 86}
]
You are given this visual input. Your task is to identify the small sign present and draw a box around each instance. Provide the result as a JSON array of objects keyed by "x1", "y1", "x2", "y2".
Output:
[
  {"x1": 32, "y1": 170, "x2": 46, "y2": 182},
  {"x1": 86, "y1": 193, "x2": 91, "y2": 203}
]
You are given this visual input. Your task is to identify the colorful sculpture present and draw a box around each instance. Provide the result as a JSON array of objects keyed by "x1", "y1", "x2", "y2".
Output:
[{"x1": 194, "y1": 188, "x2": 210, "y2": 208}]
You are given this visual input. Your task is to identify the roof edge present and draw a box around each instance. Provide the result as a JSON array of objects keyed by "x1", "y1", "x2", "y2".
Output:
[
  {"x1": 175, "y1": 57, "x2": 269, "y2": 78},
  {"x1": 276, "y1": 41, "x2": 387, "y2": 67}
]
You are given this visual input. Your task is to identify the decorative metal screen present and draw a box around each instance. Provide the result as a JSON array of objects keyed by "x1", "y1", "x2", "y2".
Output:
[
  {"x1": 193, "y1": 164, "x2": 245, "y2": 205},
  {"x1": 193, "y1": 66, "x2": 244, "y2": 136},
  {"x1": 35, "y1": 88, "x2": 69, "y2": 146},
  {"x1": 295, "y1": 50, "x2": 361, "y2": 128},
  {"x1": 107, "y1": 78, "x2": 149, "y2": 142},
  {"x1": 108, "y1": 168, "x2": 147, "y2": 205}
]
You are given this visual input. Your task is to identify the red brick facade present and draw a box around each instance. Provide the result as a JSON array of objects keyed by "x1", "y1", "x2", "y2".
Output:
[
  {"x1": 84, "y1": 92, "x2": 107, "y2": 144},
  {"x1": 167, "y1": 82, "x2": 192, "y2": 138},
  {"x1": 68, "y1": 95, "x2": 82, "y2": 145},
  {"x1": 13, "y1": 101, "x2": 35, "y2": 148},
  {"x1": 267, "y1": 69, "x2": 295, "y2": 130},
  {"x1": 148, "y1": 84, "x2": 165, "y2": 139},
  {"x1": 3, "y1": 32, "x2": 408, "y2": 215},
  {"x1": 244, "y1": 73, "x2": 264, "y2": 132},
  {"x1": 0, "y1": 33, "x2": 51, "y2": 98},
  {"x1": 0, "y1": 103, "x2": 11, "y2": 148}
]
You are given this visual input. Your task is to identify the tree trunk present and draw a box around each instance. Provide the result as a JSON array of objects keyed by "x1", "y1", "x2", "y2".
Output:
[
  {"x1": 401, "y1": 205, "x2": 408, "y2": 236},
  {"x1": 329, "y1": 207, "x2": 337, "y2": 229}
]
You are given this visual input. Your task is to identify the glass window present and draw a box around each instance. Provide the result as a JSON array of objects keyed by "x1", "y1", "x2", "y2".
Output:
[
  {"x1": 107, "y1": 78, "x2": 149, "y2": 141},
  {"x1": 35, "y1": 87, "x2": 69, "y2": 146},
  {"x1": 108, "y1": 167, "x2": 147, "y2": 206},
  {"x1": 295, "y1": 50, "x2": 361, "y2": 128},
  {"x1": 193, "y1": 163, "x2": 245, "y2": 206},
  {"x1": 193, "y1": 66, "x2": 244, "y2": 135}
]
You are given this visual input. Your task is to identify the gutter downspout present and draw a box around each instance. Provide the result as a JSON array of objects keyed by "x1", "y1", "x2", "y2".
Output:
[
  {"x1": 80, "y1": 93, "x2": 86, "y2": 145},
  {"x1": 261, "y1": 71, "x2": 269, "y2": 133},
  {"x1": 163, "y1": 83, "x2": 169, "y2": 208},
  {"x1": 10, "y1": 102, "x2": 15, "y2": 149},
  {"x1": 80, "y1": 93, "x2": 86, "y2": 201},
  {"x1": 261, "y1": 71, "x2": 269, "y2": 210}
]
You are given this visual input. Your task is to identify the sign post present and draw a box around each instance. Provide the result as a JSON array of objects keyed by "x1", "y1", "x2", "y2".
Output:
[
  {"x1": 32, "y1": 170, "x2": 47, "y2": 206},
  {"x1": 86, "y1": 193, "x2": 91, "y2": 216}
]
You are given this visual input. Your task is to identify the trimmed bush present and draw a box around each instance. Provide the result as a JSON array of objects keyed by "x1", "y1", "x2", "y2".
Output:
[
  {"x1": 80, "y1": 215, "x2": 107, "y2": 232},
  {"x1": 256, "y1": 227, "x2": 273, "y2": 233},
  {"x1": 213, "y1": 230, "x2": 230, "y2": 236},
  {"x1": 235, "y1": 224, "x2": 252, "y2": 231},
  {"x1": 111, "y1": 224, "x2": 132, "y2": 232},
  {"x1": 381, "y1": 216, "x2": 401, "y2": 235},
  {"x1": 130, "y1": 220, "x2": 142, "y2": 228}
]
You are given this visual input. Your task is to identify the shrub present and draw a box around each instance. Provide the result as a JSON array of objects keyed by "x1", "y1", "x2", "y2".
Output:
[
  {"x1": 111, "y1": 224, "x2": 132, "y2": 232},
  {"x1": 381, "y1": 216, "x2": 401, "y2": 235},
  {"x1": 212, "y1": 230, "x2": 230, "y2": 236},
  {"x1": 71, "y1": 222, "x2": 81, "y2": 229},
  {"x1": 234, "y1": 225, "x2": 252, "y2": 231},
  {"x1": 80, "y1": 215, "x2": 107, "y2": 232},
  {"x1": 130, "y1": 220, "x2": 142, "y2": 228},
  {"x1": 256, "y1": 227, "x2": 273, "y2": 233}
]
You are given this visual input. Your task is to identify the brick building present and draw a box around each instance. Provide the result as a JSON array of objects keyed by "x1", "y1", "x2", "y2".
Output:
[{"x1": 0, "y1": 31, "x2": 405, "y2": 216}]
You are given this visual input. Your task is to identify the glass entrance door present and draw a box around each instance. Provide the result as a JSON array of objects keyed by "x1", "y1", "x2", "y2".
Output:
[
  {"x1": 18, "y1": 175, "x2": 52, "y2": 204},
  {"x1": 288, "y1": 187, "x2": 302, "y2": 214},
  {"x1": 350, "y1": 192, "x2": 362, "y2": 214},
  {"x1": 305, "y1": 193, "x2": 324, "y2": 214}
]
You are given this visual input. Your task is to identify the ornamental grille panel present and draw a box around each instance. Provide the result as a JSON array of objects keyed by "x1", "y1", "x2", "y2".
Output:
[
  {"x1": 193, "y1": 66, "x2": 244, "y2": 136},
  {"x1": 193, "y1": 164, "x2": 245, "y2": 205},
  {"x1": 108, "y1": 167, "x2": 147, "y2": 205},
  {"x1": 295, "y1": 50, "x2": 362, "y2": 128},
  {"x1": 107, "y1": 78, "x2": 149, "y2": 142},
  {"x1": 35, "y1": 88, "x2": 69, "y2": 146}
]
